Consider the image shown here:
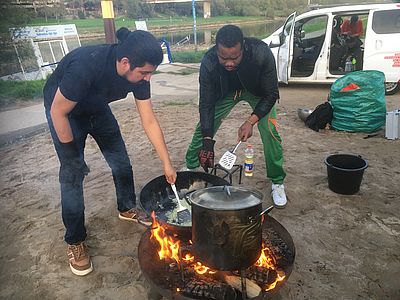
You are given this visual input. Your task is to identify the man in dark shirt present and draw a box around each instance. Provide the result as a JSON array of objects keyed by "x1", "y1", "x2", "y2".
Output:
[
  {"x1": 44, "y1": 28, "x2": 176, "y2": 276},
  {"x1": 184, "y1": 25, "x2": 287, "y2": 208}
]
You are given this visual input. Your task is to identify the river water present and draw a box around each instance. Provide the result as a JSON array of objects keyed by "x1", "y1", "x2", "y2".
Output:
[{"x1": 81, "y1": 20, "x2": 284, "y2": 46}]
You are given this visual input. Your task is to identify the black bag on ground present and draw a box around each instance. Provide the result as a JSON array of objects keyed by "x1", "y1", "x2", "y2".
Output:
[{"x1": 305, "y1": 102, "x2": 333, "y2": 132}]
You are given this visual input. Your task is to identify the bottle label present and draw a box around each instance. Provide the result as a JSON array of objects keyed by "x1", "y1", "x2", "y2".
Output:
[{"x1": 244, "y1": 162, "x2": 253, "y2": 172}]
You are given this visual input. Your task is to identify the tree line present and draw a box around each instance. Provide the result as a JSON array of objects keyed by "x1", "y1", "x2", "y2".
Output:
[{"x1": 2, "y1": 0, "x2": 393, "y2": 29}]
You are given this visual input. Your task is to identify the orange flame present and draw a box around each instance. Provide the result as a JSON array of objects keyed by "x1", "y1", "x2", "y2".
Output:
[
  {"x1": 150, "y1": 212, "x2": 180, "y2": 263},
  {"x1": 193, "y1": 262, "x2": 217, "y2": 275},
  {"x1": 255, "y1": 244, "x2": 286, "y2": 291},
  {"x1": 266, "y1": 271, "x2": 286, "y2": 291},
  {"x1": 149, "y1": 213, "x2": 285, "y2": 291},
  {"x1": 183, "y1": 254, "x2": 194, "y2": 263},
  {"x1": 255, "y1": 246, "x2": 277, "y2": 269}
]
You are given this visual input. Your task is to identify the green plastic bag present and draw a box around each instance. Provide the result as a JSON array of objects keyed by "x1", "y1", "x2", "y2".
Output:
[{"x1": 330, "y1": 70, "x2": 386, "y2": 133}]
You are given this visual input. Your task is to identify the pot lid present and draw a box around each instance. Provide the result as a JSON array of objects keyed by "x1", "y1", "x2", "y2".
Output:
[{"x1": 189, "y1": 186, "x2": 263, "y2": 210}]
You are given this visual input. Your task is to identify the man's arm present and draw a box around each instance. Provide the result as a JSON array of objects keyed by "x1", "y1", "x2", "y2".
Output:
[
  {"x1": 50, "y1": 88, "x2": 77, "y2": 142},
  {"x1": 199, "y1": 62, "x2": 217, "y2": 139},
  {"x1": 135, "y1": 99, "x2": 176, "y2": 184},
  {"x1": 253, "y1": 45, "x2": 279, "y2": 119},
  {"x1": 341, "y1": 20, "x2": 350, "y2": 35},
  {"x1": 198, "y1": 60, "x2": 218, "y2": 171},
  {"x1": 238, "y1": 44, "x2": 279, "y2": 142},
  {"x1": 354, "y1": 20, "x2": 363, "y2": 37}
]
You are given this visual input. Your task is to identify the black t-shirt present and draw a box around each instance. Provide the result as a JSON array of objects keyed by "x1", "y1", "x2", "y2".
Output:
[
  {"x1": 221, "y1": 67, "x2": 243, "y2": 92},
  {"x1": 43, "y1": 44, "x2": 150, "y2": 115}
]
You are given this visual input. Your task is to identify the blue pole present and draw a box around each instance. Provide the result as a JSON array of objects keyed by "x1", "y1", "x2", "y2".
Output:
[{"x1": 192, "y1": 0, "x2": 197, "y2": 51}]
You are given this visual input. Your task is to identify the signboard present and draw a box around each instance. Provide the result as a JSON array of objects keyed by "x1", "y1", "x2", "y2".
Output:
[
  {"x1": 135, "y1": 21, "x2": 148, "y2": 31},
  {"x1": 10, "y1": 24, "x2": 78, "y2": 41}
]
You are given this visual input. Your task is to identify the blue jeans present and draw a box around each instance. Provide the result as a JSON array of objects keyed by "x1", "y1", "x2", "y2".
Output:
[{"x1": 45, "y1": 108, "x2": 135, "y2": 244}]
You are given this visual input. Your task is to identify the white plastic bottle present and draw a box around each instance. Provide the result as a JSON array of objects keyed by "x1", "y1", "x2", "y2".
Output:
[
  {"x1": 244, "y1": 144, "x2": 254, "y2": 177},
  {"x1": 345, "y1": 57, "x2": 352, "y2": 73}
]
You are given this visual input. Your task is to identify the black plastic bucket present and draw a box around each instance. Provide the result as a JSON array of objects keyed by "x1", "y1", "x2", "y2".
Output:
[{"x1": 324, "y1": 154, "x2": 368, "y2": 195}]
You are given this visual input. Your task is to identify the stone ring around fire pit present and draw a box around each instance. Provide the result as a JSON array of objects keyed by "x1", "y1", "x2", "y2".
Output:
[{"x1": 138, "y1": 215, "x2": 295, "y2": 300}]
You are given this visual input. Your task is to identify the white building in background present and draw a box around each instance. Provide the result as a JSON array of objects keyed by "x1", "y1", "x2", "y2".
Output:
[{"x1": 3, "y1": 24, "x2": 81, "y2": 81}]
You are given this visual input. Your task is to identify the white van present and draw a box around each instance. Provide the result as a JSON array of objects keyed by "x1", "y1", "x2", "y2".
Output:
[{"x1": 263, "y1": 3, "x2": 400, "y2": 94}]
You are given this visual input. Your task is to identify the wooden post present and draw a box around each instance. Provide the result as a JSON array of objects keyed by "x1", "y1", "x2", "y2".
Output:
[
  {"x1": 203, "y1": 1, "x2": 211, "y2": 18},
  {"x1": 101, "y1": 1, "x2": 116, "y2": 44}
]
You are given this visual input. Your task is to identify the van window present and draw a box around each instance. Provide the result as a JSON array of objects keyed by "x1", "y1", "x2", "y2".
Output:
[
  {"x1": 282, "y1": 14, "x2": 295, "y2": 43},
  {"x1": 292, "y1": 15, "x2": 328, "y2": 77},
  {"x1": 372, "y1": 9, "x2": 400, "y2": 34}
]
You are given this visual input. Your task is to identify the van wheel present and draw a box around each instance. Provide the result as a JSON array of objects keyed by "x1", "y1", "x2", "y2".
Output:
[{"x1": 385, "y1": 82, "x2": 400, "y2": 95}]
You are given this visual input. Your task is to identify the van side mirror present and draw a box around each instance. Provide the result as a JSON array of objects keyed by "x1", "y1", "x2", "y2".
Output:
[
  {"x1": 300, "y1": 30, "x2": 305, "y2": 39},
  {"x1": 269, "y1": 35, "x2": 281, "y2": 48}
]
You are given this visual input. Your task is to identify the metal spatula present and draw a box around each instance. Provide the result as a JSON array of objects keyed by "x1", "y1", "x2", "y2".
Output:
[
  {"x1": 218, "y1": 141, "x2": 242, "y2": 170},
  {"x1": 171, "y1": 184, "x2": 191, "y2": 223}
]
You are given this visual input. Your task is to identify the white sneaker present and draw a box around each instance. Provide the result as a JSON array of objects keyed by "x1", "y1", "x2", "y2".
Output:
[{"x1": 271, "y1": 184, "x2": 287, "y2": 208}]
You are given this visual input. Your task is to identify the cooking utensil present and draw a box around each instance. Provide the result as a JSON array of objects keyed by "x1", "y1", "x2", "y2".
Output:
[
  {"x1": 297, "y1": 108, "x2": 313, "y2": 122},
  {"x1": 171, "y1": 183, "x2": 191, "y2": 223},
  {"x1": 190, "y1": 185, "x2": 273, "y2": 271},
  {"x1": 260, "y1": 205, "x2": 274, "y2": 216},
  {"x1": 218, "y1": 141, "x2": 242, "y2": 170},
  {"x1": 139, "y1": 172, "x2": 230, "y2": 239}
]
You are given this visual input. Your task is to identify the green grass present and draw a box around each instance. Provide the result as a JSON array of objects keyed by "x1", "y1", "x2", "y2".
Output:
[
  {"x1": 0, "y1": 79, "x2": 45, "y2": 104},
  {"x1": 164, "y1": 68, "x2": 199, "y2": 76},
  {"x1": 172, "y1": 50, "x2": 206, "y2": 64},
  {"x1": 28, "y1": 16, "x2": 266, "y2": 34}
]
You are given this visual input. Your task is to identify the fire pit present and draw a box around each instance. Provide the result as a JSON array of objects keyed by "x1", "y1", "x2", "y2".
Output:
[{"x1": 138, "y1": 214, "x2": 295, "y2": 300}]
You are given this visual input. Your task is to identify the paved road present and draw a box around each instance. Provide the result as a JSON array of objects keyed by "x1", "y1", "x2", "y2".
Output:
[{"x1": 0, "y1": 103, "x2": 46, "y2": 135}]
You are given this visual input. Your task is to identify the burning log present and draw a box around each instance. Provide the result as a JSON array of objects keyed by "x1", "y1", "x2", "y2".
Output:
[
  {"x1": 247, "y1": 266, "x2": 270, "y2": 284},
  {"x1": 140, "y1": 214, "x2": 294, "y2": 299},
  {"x1": 221, "y1": 274, "x2": 262, "y2": 298},
  {"x1": 181, "y1": 278, "x2": 237, "y2": 300},
  {"x1": 263, "y1": 227, "x2": 293, "y2": 261}
]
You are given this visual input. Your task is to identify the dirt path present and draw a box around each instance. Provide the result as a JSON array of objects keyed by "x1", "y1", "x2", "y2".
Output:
[{"x1": 0, "y1": 68, "x2": 399, "y2": 299}]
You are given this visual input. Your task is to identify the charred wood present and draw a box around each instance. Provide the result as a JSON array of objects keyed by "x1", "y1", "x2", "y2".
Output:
[
  {"x1": 263, "y1": 227, "x2": 293, "y2": 262},
  {"x1": 181, "y1": 278, "x2": 237, "y2": 300},
  {"x1": 222, "y1": 274, "x2": 262, "y2": 298}
]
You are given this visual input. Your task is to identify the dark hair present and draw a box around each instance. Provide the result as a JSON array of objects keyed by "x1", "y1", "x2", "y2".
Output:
[
  {"x1": 350, "y1": 15, "x2": 359, "y2": 24},
  {"x1": 116, "y1": 27, "x2": 163, "y2": 69},
  {"x1": 215, "y1": 25, "x2": 243, "y2": 49}
]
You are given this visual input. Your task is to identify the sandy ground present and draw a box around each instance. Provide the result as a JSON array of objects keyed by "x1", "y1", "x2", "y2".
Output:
[{"x1": 0, "y1": 65, "x2": 399, "y2": 300}]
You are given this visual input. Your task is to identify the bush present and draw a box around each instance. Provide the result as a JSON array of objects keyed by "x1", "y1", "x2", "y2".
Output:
[
  {"x1": 0, "y1": 80, "x2": 45, "y2": 105},
  {"x1": 78, "y1": 10, "x2": 86, "y2": 19},
  {"x1": 172, "y1": 50, "x2": 206, "y2": 63}
]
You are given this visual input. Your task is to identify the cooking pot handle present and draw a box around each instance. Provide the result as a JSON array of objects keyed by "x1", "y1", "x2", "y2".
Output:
[
  {"x1": 184, "y1": 191, "x2": 194, "y2": 205},
  {"x1": 260, "y1": 205, "x2": 274, "y2": 216},
  {"x1": 224, "y1": 185, "x2": 231, "y2": 196}
]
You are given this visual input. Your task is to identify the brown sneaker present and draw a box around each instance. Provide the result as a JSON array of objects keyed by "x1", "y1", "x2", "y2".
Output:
[
  {"x1": 67, "y1": 242, "x2": 93, "y2": 276},
  {"x1": 119, "y1": 207, "x2": 152, "y2": 227}
]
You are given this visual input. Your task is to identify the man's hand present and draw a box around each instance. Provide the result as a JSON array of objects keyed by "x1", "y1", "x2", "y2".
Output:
[
  {"x1": 60, "y1": 141, "x2": 90, "y2": 176},
  {"x1": 238, "y1": 121, "x2": 254, "y2": 142},
  {"x1": 163, "y1": 163, "x2": 177, "y2": 185},
  {"x1": 198, "y1": 138, "x2": 215, "y2": 172}
]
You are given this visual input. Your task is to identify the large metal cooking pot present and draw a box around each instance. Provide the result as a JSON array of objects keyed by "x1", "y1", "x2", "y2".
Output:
[
  {"x1": 139, "y1": 171, "x2": 230, "y2": 239},
  {"x1": 190, "y1": 185, "x2": 273, "y2": 271}
]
